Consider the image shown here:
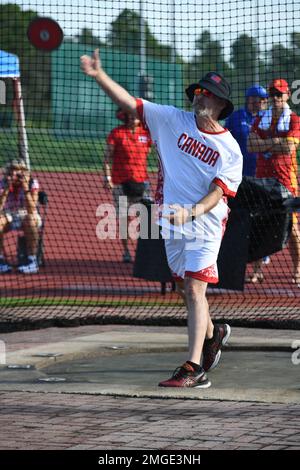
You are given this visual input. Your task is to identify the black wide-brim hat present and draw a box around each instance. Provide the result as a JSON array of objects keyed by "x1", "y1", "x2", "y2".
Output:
[{"x1": 185, "y1": 72, "x2": 234, "y2": 120}]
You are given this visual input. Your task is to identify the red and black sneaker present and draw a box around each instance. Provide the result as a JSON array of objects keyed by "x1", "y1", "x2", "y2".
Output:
[
  {"x1": 158, "y1": 362, "x2": 211, "y2": 388},
  {"x1": 202, "y1": 324, "x2": 231, "y2": 372}
]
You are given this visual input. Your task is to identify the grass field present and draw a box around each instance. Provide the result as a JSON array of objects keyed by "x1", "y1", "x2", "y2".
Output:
[
  {"x1": 0, "y1": 127, "x2": 158, "y2": 172},
  {"x1": 1, "y1": 125, "x2": 299, "y2": 174},
  {"x1": 0, "y1": 297, "x2": 182, "y2": 308}
]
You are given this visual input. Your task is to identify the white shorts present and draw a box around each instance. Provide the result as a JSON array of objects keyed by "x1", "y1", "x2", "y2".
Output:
[
  {"x1": 164, "y1": 235, "x2": 221, "y2": 284},
  {"x1": 4, "y1": 210, "x2": 42, "y2": 231}
]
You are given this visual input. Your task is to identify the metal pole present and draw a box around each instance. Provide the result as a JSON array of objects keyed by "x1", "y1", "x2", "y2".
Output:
[
  {"x1": 13, "y1": 78, "x2": 30, "y2": 170},
  {"x1": 255, "y1": 0, "x2": 260, "y2": 85},
  {"x1": 171, "y1": 0, "x2": 176, "y2": 64},
  {"x1": 140, "y1": 0, "x2": 146, "y2": 77},
  {"x1": 169, "y1": 0, "x2": 176, "y2": 102}
]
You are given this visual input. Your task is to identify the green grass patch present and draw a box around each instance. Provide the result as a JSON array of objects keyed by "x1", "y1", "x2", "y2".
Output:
[
  {"x1": 0, "y1": 128, "x2": 105, "y2": 171},
  {"x1": 0, "y1": 128, "x2": 158, "y2": 172},
  {"x1": 0, "y1": 297, "x2": 182, "y2": 308}
]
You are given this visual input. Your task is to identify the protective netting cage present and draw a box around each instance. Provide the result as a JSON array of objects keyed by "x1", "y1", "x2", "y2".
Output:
[{"x1": 0, "y1": 0, "x2": 300, "y2": 331}]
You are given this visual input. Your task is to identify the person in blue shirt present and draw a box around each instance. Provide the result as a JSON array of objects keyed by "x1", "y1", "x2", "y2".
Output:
[
  {"x1": 225, "y1": 85, "x2": 268, "y2": 176},
  {"x1": 226, "y1": 86, "x2": 269, "y2": 283}
]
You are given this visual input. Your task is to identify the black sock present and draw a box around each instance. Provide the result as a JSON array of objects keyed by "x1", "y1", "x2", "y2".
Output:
[
  {"x1": 206, "y1": 326, "x2": 217, "y2": 342},
  {"x1": 187, "y1": 360, "x2": 201, "y2": 371}
]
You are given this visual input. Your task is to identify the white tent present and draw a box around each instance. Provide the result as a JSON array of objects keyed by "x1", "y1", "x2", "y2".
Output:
[{"x1": 0, "y1": 49, "x2": 30, "y2": 169}]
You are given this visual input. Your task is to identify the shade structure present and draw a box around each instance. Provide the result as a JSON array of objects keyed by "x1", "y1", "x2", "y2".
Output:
[
  {"x1": 0, "y1": 49, "x2": 20, "y2": 78},
  {"x1": 0, "y1": 49, "x2": 29, "y2": 169}
]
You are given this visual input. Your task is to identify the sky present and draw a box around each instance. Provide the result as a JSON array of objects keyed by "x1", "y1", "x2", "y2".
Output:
[{"x1": 1, "y1": 0, "x2": 300, "y2": 60}]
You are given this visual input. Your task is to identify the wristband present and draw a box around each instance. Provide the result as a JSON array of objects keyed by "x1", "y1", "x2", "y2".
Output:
[{"x1": 189, "y1": 207, "x2": 196, "y2": 222}]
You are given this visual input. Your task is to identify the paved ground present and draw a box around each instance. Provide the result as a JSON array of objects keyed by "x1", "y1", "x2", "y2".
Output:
[
  {"x1": 0, "y1": 324, "x2": 300, "y2": 450},
  {"x1": 1, "y1": 392, "x2": 300, "y2": 450}
]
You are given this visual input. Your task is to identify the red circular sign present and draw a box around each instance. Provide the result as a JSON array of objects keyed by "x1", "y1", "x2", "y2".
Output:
[{"x1": 27, "y1": 17, "x2": 63, "y2": 51}]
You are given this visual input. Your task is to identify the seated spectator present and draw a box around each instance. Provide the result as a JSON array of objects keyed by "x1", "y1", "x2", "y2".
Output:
[
  {"x1": 226, "y1": 85, "x2": 270, "y2": 282},
  {"x1": 0, "y1": 159, "x2": 41, "y2": 274}
]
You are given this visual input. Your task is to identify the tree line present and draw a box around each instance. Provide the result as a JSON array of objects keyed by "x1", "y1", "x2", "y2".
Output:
[{"x1": 1, "y1": 4, "x2": 299, "y2": 125}]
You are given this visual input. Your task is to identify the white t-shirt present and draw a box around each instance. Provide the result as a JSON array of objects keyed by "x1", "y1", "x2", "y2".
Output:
[{"x1": 136, "y1": 99, "x2": 243, "y2": 241}]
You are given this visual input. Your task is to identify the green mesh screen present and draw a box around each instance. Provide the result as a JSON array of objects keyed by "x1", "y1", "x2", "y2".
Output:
[{"x1": 0, "y1": 0, "x2": 300, "y2": 331}]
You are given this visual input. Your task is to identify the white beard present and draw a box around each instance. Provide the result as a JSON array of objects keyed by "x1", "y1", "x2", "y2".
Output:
[{"x1": 194, "y1": 105, "x2": 214, "y2": 118}]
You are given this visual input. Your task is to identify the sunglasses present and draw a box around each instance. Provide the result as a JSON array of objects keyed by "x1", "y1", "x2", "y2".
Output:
[{"x1": 194, "y1": 87, "x2": 213, "y2": 98}]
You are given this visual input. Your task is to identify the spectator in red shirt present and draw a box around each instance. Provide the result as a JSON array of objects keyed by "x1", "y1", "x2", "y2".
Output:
[
  {"x1": 248, "y1": 79, "x2": 300, "y2": 285},
  {"x1": 103, "y1": 109, "x2": 152, "y2": 262}
]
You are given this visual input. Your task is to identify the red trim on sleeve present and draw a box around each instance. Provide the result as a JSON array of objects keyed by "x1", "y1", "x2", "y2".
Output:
[
  {"x1": 213, "y1": 177, "x2": 237, "y2": 198},
  {"x1": 136, "y1": 98, "x2": 145, "y2": 124}
]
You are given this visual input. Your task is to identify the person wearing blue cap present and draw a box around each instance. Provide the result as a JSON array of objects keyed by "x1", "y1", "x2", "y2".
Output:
[
  {"x1": 226, "y1": 86, "x2": 270, "y2": 282},
  {"x1": 225, "y1": 85, "x2": 268, "y2": 176}
]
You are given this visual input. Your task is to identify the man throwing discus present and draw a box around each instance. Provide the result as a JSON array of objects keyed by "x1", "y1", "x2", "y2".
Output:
[{"x1": 80, "y1": 49, "x2": 243, "y2": 388}]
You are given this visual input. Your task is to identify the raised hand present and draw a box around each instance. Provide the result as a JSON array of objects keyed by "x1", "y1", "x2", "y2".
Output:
[{"x1": 80, "y1": 48, "x2": 102, "y2": 78}]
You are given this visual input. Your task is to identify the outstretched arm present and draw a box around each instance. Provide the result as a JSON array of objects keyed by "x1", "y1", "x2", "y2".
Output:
[{"x1": 80, "y1": 49, "x2": 138, "y2": 117}]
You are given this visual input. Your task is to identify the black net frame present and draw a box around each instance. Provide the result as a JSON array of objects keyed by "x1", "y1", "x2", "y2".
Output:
[{"x1": 0, "y1": 1, "x2": 300, "y2": 331}]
